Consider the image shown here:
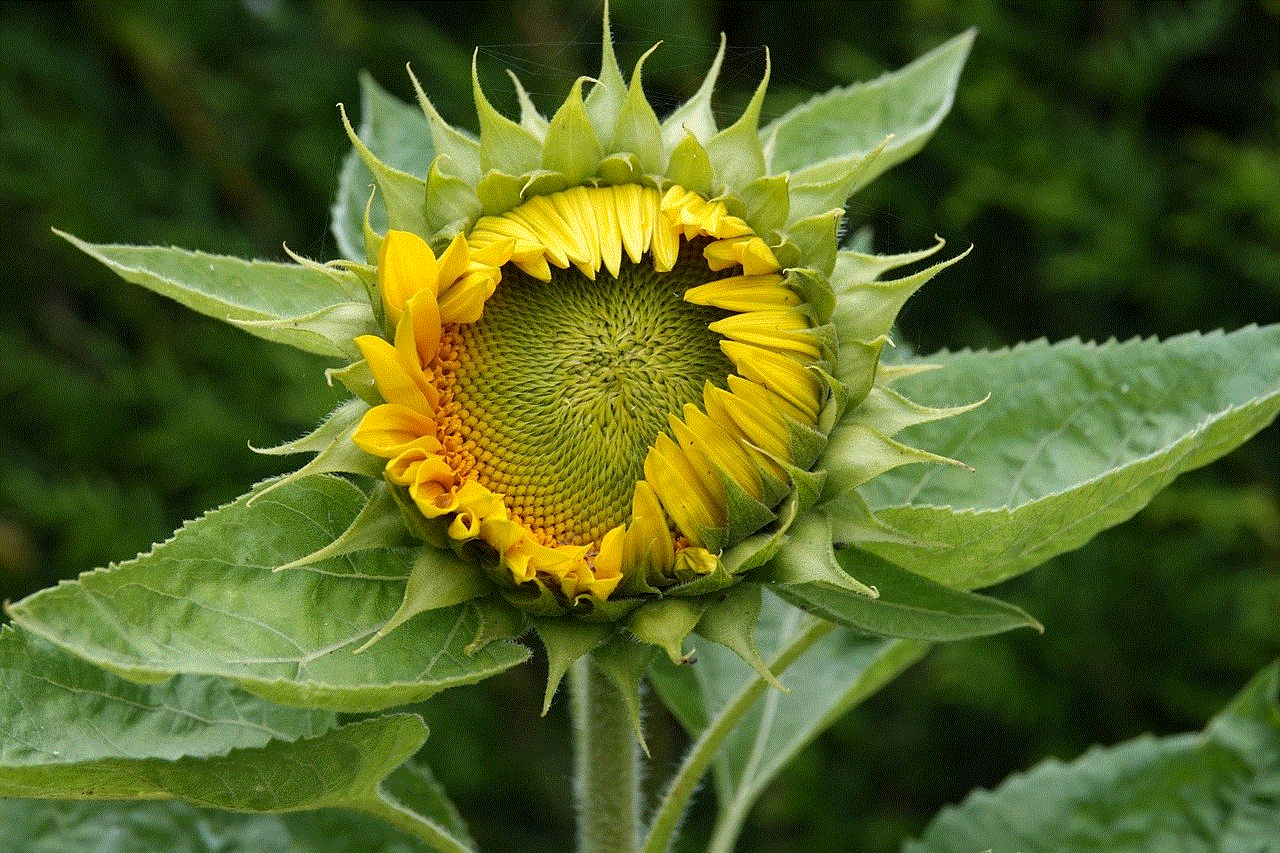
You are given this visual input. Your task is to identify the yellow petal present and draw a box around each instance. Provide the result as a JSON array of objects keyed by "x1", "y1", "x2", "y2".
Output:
[
  {"x1": 721, "y1": 341, "x2": 821, "y2": 422},
  {"x1": 676, "y1": 403, "x2": 762, "y2": 499},
  {"x1": 355, "y1": 334, "x2": 436, "y2": 413},
  {"x1": 378, "y1": 230, "x2": 439, "y2": 326},
  {"x1": 683, "y1": 274, "x2": 800, "y2": 312},
  {"x1": 708, "y1": 309, "x2": 823, "y2": 359},
  {"x1": 624, "y1": 480, "x2": 675, "y2": 579},
  {"x1": 353, "y1": 404, "x2": 436, "y2": 458},
  {"x1": 643, "y1": 433, "x2": 721, "y2": 546},
  {"x1": 703, "y1": 236, "x2": 780, "y2": 274}
]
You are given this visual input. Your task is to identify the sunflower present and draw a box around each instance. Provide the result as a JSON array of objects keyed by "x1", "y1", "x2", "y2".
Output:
[{"x1": 273, "y1": 21, "x2": 973, "y2": 695}]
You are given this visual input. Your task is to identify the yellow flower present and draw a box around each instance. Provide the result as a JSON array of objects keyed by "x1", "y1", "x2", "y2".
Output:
[
  {"x1": 352, "y1": 184, "x2": 825, "y2": 608},
  {"x1": 268, "y1": 19, "x2": 975, "y2": 690}
]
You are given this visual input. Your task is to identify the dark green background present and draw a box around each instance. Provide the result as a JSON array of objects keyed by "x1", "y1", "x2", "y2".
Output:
[{"x1": 2, "y1": 2, "x2": 1277, "y2": 851}]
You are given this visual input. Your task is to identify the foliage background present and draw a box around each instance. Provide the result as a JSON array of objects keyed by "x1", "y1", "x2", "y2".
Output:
[{"x1": 1, "y1": 1, "x2": 1277, "y2": 851}]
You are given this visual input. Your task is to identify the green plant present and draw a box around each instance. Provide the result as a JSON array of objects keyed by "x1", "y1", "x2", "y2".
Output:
[{"x1": 3, "y1": 12, "x2": 1279, "y2": 853}]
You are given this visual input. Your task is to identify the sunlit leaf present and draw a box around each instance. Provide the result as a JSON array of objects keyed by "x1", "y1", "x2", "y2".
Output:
[
  {"x1": 6, "y1": 476, "x2": 530, "y2": 713},
  {"x1": 861, "y1": 326, "x2": 1280, "y2": 589}
]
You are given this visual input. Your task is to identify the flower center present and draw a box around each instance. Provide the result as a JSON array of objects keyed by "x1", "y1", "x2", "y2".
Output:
[{"x1": 439, "y1": 238, "x2": 732, "y2": 547}]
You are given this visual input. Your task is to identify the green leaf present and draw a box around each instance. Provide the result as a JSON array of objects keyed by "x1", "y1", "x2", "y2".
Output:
[
  {"x1": 777, "y1": 552, "x2": 1041, "y2": 641},
  {"x1": 763, "y1": 30, "x2": 974, "y2": 187},
  {"x1": 905, "y1": 660, "x2": 1280, "y2": 853},
  {"x1": 382, "y1": 761, "x2": 475, "y2": 851},
  {"x1": 860, "y1": 326, "x2": 1280, "y2": 590},
  {"x1": 0, "y1": 800, "x2": 426, "y2": 853},
  {"x1": 57, "y1": 232, "x2": 369, "y2": 358},
  {"x1": 0, "y1": 625, "x2": 331, "y2": 798},
  {"x1": 647, "y1": 592, "x2": 928, "y2": 853},
  {"x1": 6, "y1": 475, "x2": 530, "y2": 713},
  {"x1": 333, "y1": 73, "x2": 435, "y2": 262},
  {"x1": 4, "y1": 695, "x2": 425, "y2": 810}
]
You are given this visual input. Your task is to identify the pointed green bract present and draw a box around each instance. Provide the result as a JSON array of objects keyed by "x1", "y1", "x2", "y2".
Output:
[
  {"x1": 535, "y1": 619, "x2": 613, "y2": 714},
  {"x1": 706, "y1": 51, "x2": 770, "y2": 193},
  {"x1": 6, "y1": 476, "x2": 529, "y2": 713},
  {"x1": 609, "y1": 46, "x2": 666, "y2": 174},
  {"x1": 660, "y1": 33, "x2": 725, "y2": 150},
  {"x1": 776, "y1": 553, "x2": 1041, "y2": 641},
  {"x1": 57, "y1": 233, "x2": 367, "y2": 358},
  {"x1": 339, "y1": 102, "x2": 429, "y2": 251},
  {"x1": 694, "y1": 584, "x2": 786, "y2": 692},
  {"x1": 472, "y1": 53, "x2": 543, "y2": 175},
  {"x1": 859, "y1": 325, "x2": 1280, "y2": 589},
  {"x1": 333, "y1": 73, "x2": 437, "y2": 261},
  {"x1": 767, "y1": 512, "x2": 878, "y2": 596}
]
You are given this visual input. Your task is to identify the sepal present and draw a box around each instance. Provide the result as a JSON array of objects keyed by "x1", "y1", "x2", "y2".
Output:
[
  {"x1": 466, "y1": 597, "x2": 527, "y2": 655},
  {"x1": 542, "y1": 78, "x2": 602, "y2": 184},
  {"x1": 229, "y1": 300, "x2": 376, "y2": 361},
  {"x1": 473, "y1": 52, "x2": 543, "y2": 175},
  {"x1": 251, "y1": 398, "x2": 368, "y2": 456},
  {"x1": 706, "y1": 49, "x2": 770, "y2": 193},
  {"x1": 665, "y1": 132, "x2": 714, "y2": 196},
  {"x1": 832, "y1": 242, "x2": 970, "y2": 342},
  {"x1": 273, "y1": 482, "x2": 415, "y2": 575},
  {"x1": 694, "y1": 583, "x2": 787, "y2": 692},
  {"x1": 356, "y1": 547, "x2": 494, "y2": 651},
  {"x1": 842, "y1": 383, "x2": 985, "y2": 438},
  {"x1": 787, "y1": 136, "x2": 891, "y2": 223},
  {"x1": 407, "y1": 65, "x2": 482, "y2": 184},
  {"x1": 820, "y1": 421, "x2": 970, "y2": 495},
  {"x1": 338, "y1": 103, "x2": 427, "y2": 238},
  {"x1": 584, "y1": 8, "x2": 629, "y2": 145},
  {"x1": 327, "y1": 359, "x2": 380, "y2": 406},
  {"x1": 626, "y1": 599, "x2": 704, "y2": 665},
  {"x1": 533, "y1": 618, "x2": 613, "y2": 714},
  {"x1": 660, "y1": 32, "x2": 725, "y2": 149},
  {"x1": 765, "y1": 512, "x2": 878, "y2": 597},
  {"x1": 609, "y1": 45, "x2": 666, "y2": 174},
  {"x1": 507, "y1": 69, "x2": 551, "y2": 138}
]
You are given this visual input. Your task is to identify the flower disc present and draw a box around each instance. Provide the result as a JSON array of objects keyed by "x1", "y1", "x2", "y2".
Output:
[
  {"x1": 353, "y1": 184, "x2": 829, "y2": 608},
  {"x1": 442, "y1": 238, "x2": 733, "y2": 547}
]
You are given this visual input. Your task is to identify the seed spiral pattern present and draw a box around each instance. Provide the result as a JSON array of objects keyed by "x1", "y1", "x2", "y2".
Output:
[{"x1": 441, "y1": 239, "x2": 732, "y2": 546}]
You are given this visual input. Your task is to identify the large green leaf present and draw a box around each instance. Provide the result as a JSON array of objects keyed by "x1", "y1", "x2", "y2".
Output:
[
  {"x1": 777, "y1": 552, "x2": 1041, "y2": 641},
  {"x1": 0, "y1": 800, "x2": 425, "y2": 853},
  {"x1": 332, "y1": 73, "x2": 435, "y2": 261},
  {"x1": 762, "y1": 30, "x2": 974, "y2": 186},
  {"x1": 648, "y1": 592, "x2": 928, "y2": 853},
  {"x1": 859, "y1": 326, "x2": 1280, "y2": 590},
  {"x1": 6, "y1": 475, "x2": 530, "y2": 713},
  {"x1": 0, "y1": 625, "x2": 330, "y2": 797},
  {"x1": 905, "y1": 660, "x2": 1280, "y2": 853},
  {"x1": 57, "y1": 231, "x2": 372, "y2": 359}
]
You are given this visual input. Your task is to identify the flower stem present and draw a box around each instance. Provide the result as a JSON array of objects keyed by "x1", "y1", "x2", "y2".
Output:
[
  {"x1": 642, "y1": 616, "x2": 836, "y2": 853},
  {"x1": 572, "y1": 656, "x2": 642, "y2": 853}
]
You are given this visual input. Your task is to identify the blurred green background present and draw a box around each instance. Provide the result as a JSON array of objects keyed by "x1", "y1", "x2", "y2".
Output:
[{"x1": 2, "y1": 1, "x2": 1277, "y2": 851}]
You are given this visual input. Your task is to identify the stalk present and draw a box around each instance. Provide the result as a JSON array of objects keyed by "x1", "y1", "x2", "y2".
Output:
[{"x1": 572, "y1": 656, "x2": 643, "y2": 853}]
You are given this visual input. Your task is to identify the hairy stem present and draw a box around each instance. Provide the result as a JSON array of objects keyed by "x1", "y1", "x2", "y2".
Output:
[
  {"x1": 572, "y1": 656, "x2": 642, "y2": 853},
  {"x1": 642, "y1": 617, "x2": 836, "y2": 853}
]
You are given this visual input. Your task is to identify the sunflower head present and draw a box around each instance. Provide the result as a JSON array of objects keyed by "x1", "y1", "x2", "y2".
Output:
[{"x1": 281, "y1": 16, "x2": 974, "y2": 707}]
